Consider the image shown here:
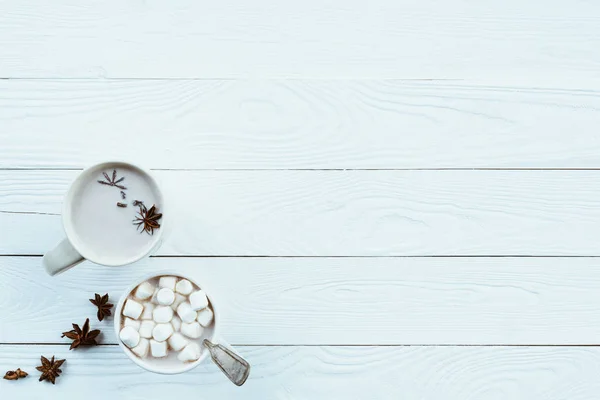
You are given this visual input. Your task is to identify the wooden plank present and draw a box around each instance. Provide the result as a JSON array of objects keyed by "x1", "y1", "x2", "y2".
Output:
[
  {"x1": 1, "y1": 170, "x2": 600, "y2": 256},
  {"x1": 1, "y1": 80, "x2": 600, "y2": 169},
  {"x1": 2, "y1": 345, "x2": 600, "y2": 399},
  {"x1": 2, "y1": 256, "x2": 600, "y2": 344},
  {"x1": 1, "y1": 0, "x2": 599, "y2": 80}
]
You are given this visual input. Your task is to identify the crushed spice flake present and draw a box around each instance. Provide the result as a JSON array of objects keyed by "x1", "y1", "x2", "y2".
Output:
[{"x1": 4, "y1": 369, "x2": 28, "y2": 381}]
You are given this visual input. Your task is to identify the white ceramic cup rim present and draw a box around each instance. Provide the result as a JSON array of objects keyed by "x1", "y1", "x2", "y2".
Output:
[
  {"x1": 62, "y1": 161, "x2": 165, "y2": 267},
  {"x1": 114, "y1": 272, "x2": 220, "y2": 374}
]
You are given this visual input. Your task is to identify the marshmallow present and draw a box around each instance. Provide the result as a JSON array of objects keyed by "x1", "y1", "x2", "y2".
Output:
[
  {"x1": 131, "y1": 338, "x2": 149, "y2": 358},
  {"x1": 123, "y1": 299, "x2": 144, "y2": 319},
  {"x1": 134, "y1": 281, "x2": 155, "y2": 300},
  {"x1": 181, "y1": 322, "x2": 204, "y2": 339},
  {"x1": 150, "y1": 288, "x2": 161, "y2": 305},
  {"x1": 152, "y1": 323, "x2": 174, "y2": 342},
  {"x1": 150, "y1": 339, "x2": 168, "y2": 358},
  {"x1": 119, "y1": 326, "x2": 140, "y2": 348},
  {"x1": 196, "y1": 307, "x2": 214, "y2": 327},
  {"x1": 175, "y1": 279, "x2": 194, "y2": 295},
  {"x1": 141, "y1": 302, "x2": 155, "y2": 320},
  {"x1": 189, "y1": 290, "x2": 208, "y2": 311},
  {"x1": 153, "y1": 306, "x2": 174, "y2": 324},
  {"x1": 171, "y1": 293, "x2": 186, "y2": 310},
  {"x1": 168, "y1": 332, "x2": 189, "y2": 351},
  {"x1": 159, "y1": 276, "x2": 177, "y2": 291},
  {"x1": 177, "y1": 342, "x2": 201, "y2": 362},
  {"x1": 171, "y1": 315, "x2": 182, "y2": 332},
  {"x1": 139, "y1": 320, "x2": 155, "y2": 339},
  {"x1": 157, "y1": 288, "x2": 175, "y2": 306},
  {"x1": 124, "y1": 317, "x2": 141, "y2": 331},
  {"x1": 177, "y1": 302, "x2": 197, "y2": 323}
]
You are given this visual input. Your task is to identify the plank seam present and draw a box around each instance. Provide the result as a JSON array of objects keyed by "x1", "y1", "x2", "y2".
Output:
[
  {"x1": 147, "y1": 255, "x2": 600, "y2": 258},
  {"x1": 3, "y1": 255, "x2": 600, "y2": 258},
  {"x1": 2, "y1": 343, "x2": 600, "y2": 347},
  {"x1": 0, "y1": 77, "x2": 464, "y2": 81},
  {"x1": 4, "y1": 168, "x2": 600, "y2": 171}
]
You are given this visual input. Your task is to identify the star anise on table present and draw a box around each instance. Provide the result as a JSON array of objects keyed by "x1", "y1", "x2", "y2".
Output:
[
  {"x1": 133, "y1": 203, "x2": 162, "y2": 235},
  {"x1": 97, "y1": 169, "x2": 126, "y2": 190},
  {"x1": 89, "y1": 293, "x2": 113, "y2": 321},
  {"x1": 4, "y1": 368, "x2": 28, "y2": 380},
  {"x1": 61, "y1": 318, "x2": 101, "y2": 350},
  {"x1": 36, "y1": 356, "x2": 65, "y2": 384}
]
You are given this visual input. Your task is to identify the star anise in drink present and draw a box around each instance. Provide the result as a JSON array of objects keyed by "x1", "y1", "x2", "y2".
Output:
[
  {"x1": 89, "y1": 293, "x2": 113, "y2": 321},
  {"x1": 36, "y1": 356, "x2": 65, "y2": 384},
  {"x1": 133, "y1": 203, "x2": 162, "y2": 235},
  {"x1": 97, "y1": 169, "x2": 126, "y2": 190},
  {"x1": 61, "y1": 318, "x2": 101, "y2": 350}
]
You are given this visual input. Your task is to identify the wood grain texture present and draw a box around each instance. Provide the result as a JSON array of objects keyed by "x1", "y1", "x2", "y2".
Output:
[
  {"x1": 2, "y1": 345, "x2": 600, "y2": 399},
  {"x1": 2, "y1": 256, "x2": 600, "y2": 344},
  {"x1": 1, "y1": 170, "x2": 600, "y2": 256},
  {"x1": 2, "y1": 80, "x2": 600, "y2": 169},
  {"x1": 1, "y1": 0, "x2": 599, "y2": 80}
]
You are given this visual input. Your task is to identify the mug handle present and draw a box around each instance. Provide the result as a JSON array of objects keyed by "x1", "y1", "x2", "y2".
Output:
[
  {"x1": 43, "y1": 238, "x2": 85, "y2": 276},
  {"x1": 203, "y1": 338, "x2": 250, "y2": 386}
]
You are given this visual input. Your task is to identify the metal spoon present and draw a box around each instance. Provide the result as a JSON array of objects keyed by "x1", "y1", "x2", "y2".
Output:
[{"x1": 203, "y1": 339, "x2": 250, "y2": 386}]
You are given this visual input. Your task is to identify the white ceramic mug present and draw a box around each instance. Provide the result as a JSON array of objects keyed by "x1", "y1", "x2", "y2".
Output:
[
  {"x1": 114, "y1": 272, "x2": 250, "y2": 385},
  {"x1": 43, "y1": 161, "x2": 165, "y2": 276}
]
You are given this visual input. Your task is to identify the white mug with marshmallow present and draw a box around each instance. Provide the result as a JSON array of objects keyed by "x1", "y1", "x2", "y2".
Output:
[
  {"x1": 42, "y1": 161, "x2": 165, "y2": 276},
  {"x1": 114, "y1": 272, "x2": 250, "y2": 385}
]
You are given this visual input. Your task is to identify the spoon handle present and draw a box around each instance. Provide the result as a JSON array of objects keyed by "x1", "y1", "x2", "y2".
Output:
[{"x1": 203, "y1": 339, "x2": 250, "y2": 386}]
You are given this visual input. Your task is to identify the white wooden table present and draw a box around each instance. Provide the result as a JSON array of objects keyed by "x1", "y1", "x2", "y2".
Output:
[{"x1": 2, "y1": 0, "x2": 600, "y2": 398}]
